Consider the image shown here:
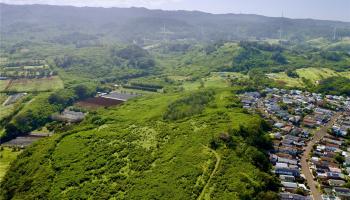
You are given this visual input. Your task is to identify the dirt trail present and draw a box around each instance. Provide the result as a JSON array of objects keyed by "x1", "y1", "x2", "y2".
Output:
[
  {"x1": 197, "y1": 147, "x2": 221, "y2": 200},
  {"x1": 300, "y1": 113, "x2": 340, "y2": 200},
  {"x1": 4, "y1": 79, "x2": 13, "y2": 90}
]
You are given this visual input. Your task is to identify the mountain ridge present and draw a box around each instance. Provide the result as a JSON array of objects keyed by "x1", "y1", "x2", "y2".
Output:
[
  {"x1": 1, "y1": 3, "x2": 350, "y2": 23},
  {"x1": 1, "y1": 3, "x2": 350, "y2": 43}
]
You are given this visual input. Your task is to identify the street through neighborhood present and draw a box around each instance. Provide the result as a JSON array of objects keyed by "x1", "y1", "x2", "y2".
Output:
[{"x1": 301, "y1": 113, "x2": 341, "y2": 200}]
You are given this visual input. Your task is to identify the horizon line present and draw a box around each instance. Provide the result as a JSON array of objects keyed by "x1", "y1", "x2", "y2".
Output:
[{"x1": 1, "y1": 2, "x2": 349, "y2": 23}]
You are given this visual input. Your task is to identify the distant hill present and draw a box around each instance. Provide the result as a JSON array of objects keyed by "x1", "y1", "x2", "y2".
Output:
[{"x1": 1, "y1": 3, "x2": 350, "y2": 44}]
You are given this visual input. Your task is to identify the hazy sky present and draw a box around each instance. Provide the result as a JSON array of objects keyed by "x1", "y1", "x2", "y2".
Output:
[{"x1": 1, "y1": 0, "x2": 350, "y2": 22}]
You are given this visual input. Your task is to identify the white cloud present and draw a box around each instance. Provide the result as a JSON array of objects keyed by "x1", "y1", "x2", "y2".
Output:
[{"x1": 0, "y1": 0, "x2": 184, "y2": 8}]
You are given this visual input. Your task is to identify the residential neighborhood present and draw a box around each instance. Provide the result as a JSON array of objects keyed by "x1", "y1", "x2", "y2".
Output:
[{"x1": 240, "y1": 88, "x2": 350, "y2": 200}]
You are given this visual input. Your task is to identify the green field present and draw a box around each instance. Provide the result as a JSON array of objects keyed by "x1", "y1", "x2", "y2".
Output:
[
  {"x1": 182, "y1": 72, "x2": 242, "y2": 91},
  {"x1": 22, "y1": 65, "x2": 46, "y2": 69},
  {"x1": 0, "y1": 147, "x2": 22, "y2": 181},
  {"x1": 0, "y1": 76, "x2": 64, "y2": 92},
  {"x1": 267, "y1": 67, "x2": 350, "y2": 88}
]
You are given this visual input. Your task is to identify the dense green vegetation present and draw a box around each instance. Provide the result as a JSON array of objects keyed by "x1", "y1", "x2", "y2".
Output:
[
  {"x1": 0, "y1": 147, "x2": 22, "y2": 181},
  {"x1": 315, "y1": 77, "x2": 350, "y2": 96},
  {"x1": 1, "y1": 3, "x2": 350, "y2": 199},
  {"x1": 0, "y1": 89, "x2": 279, "y2": 199},
  {"x1": 163, "y1": 90, "x2": 215, "y2": 120}
]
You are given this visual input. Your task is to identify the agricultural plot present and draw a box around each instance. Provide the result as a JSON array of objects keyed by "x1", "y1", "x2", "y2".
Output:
[
  {"x1": 167, "y1": 75, "x2": 191, "y2": 81},
  {"x1": 0, "y1": 65, "x2": 51, "y2": 78},
  {"x1": 1, "y1": 76, "x2": 64, "y2": 92},
  {"x1": 75, "y1": 97, "x2": 124, "y2": 109}
]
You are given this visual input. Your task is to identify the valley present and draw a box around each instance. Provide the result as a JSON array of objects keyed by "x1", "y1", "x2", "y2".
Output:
[{"x1": 0, "y1": 3, "x2": 350, "y2": 200}]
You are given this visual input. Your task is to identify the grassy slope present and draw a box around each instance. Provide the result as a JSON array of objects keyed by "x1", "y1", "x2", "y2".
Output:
[
  {"x1": 0, "y1": 94, "x2": 14, "y2": 122},
  {"x1": 0, "y1": 80, "x2": 10, "y2": 91},
  {"x1": 0, "y1": 148, "x2": 22, "y2": 181},
  {"x1": 2, "y1": 76, "x2": 64, "y2": 92},
  {"x1": 1, "y1": 88, "x2": 272, "y2": 200},
  {"x1": 267, "y1": 67, "x2": 350, "y2": 88}
]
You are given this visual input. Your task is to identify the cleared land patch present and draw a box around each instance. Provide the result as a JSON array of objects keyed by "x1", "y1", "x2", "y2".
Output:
[
  {"x1": 75, "y1": 97, "x2": 124, "y2": 109},
  {"x1": 1, "y1": 76, "x2": 64, "y2": 92}
]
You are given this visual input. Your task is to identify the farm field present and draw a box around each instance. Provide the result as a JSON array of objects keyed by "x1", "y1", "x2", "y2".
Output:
[
  {"x1": 75, "y1": 97, "x2": 124, "y2": 109},
  {"x1": 267, "y1": 67, "x2": 350, "y2": 88},
  {"x1": 0, "y1": 147, "x2": 22, "y2": 181},
  {"x1": 0, "y1": 76, "x2": 64, "y2": 92}
]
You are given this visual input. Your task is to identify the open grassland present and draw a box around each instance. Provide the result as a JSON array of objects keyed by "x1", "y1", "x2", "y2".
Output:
[
  {"x1": 307, "y1": 37, "x2": 350, "y2": 50},
  {"x1": 1, "y1": 76, "x2": 64, "y2": 92},
  {"x1": 182, "y1": 72, "x2": 241, "y2": 91},
  {"x1": 0, "y1": 147, "x2": 22, "y2": 181},
  {"x1": 296, "y1": 68, "x2": 339, "y2": 83},
  {"x1": 268, "y1": 67, "x2": 350, "y2": 88}
]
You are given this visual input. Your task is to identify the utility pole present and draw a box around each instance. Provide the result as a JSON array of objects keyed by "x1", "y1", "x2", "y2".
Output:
[
  {"x1": 279, "y1": 11, "x2": 284, "y2": 41},
  {"x1": 161, "y1": 24, "x2": 166, "y2": 41}
]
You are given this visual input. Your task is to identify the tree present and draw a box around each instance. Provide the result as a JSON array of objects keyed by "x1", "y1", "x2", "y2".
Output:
[
  {"x1": 209, "y1": 137, "x2": 220, "y2": 150},
  {"x1": 73, "y1": 85, "x2": 95, "y2": 100},
  {"x1": 335, "y1": 152, "x2": 345, "y2": 164},
  {"x1": 271, "y1": 52, "x2": 287, "y2": 64},
  {"x1": 48, "y1": 90, "x2": 76, "y2": 107},
  {"x1": 256, "y1": 191, "x2": 279, "y2": 200},
  {"x1": 286, "y1": 69, "x2": 299, "y2": 78}
]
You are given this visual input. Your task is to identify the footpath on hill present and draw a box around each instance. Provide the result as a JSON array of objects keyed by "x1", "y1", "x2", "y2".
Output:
[{"x1": 197, "y1": 147, "x2": 221, "y2": 200}]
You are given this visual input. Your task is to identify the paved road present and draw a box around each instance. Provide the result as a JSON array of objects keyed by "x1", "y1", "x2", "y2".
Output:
[{"x1": 300, "y1": 113, "x2": 340, "y2": 200}]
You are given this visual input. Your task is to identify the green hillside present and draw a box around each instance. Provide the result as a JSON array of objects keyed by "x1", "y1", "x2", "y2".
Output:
[
  {"x1": 1, "y1": 4, "x2": 350, "y2": 199},
  {"x1": 0, "y1": 89, "x2": 279, "y2": 200},
  {"x1": 267, "y1": 67, "x2": 350, "y2": 88}
]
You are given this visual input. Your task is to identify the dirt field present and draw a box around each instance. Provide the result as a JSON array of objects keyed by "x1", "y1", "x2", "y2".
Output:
[{"x1": 75, "y1": 97, "x2": 124, "y2": 109}]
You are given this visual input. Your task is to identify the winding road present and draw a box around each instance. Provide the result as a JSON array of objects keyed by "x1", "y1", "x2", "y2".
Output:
[{"x1": 300, "y1": 113, "x2": 340, "y2": 200}]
